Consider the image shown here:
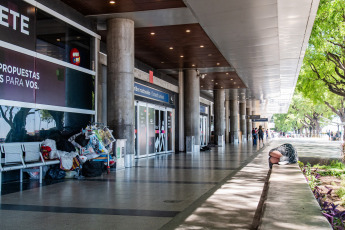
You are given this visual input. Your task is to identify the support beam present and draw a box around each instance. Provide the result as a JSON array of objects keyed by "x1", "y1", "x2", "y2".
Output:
[
  {"x1": 107, "y1": 18, "x2": 135, "y2": 167},
  {"x1": 225, "y1": 100, "x2": 230, "y2": 143},
  {"x1": 179, "y1": 70, "x2": 184, "y2": 151},
  {"x1": 184, "y1": 69, "x2": 200, "y2": 147},
  {"x1": 246, "y1": 100, "x2": 252, "y2": 140},
  {"x1": 239, "y1": 101, "x2": 246, "y2": 141},
  {"x1": 230, "y1": 99, "x2": 239, "y2": 143},
  {"x1": 214, "y1": 89, "x2": 225, "y2": 145}
]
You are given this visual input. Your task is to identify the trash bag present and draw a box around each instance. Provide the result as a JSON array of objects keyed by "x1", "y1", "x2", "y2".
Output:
[
  {"x1": 46, "y1": 168, "x2": 66, "y2": 180},
  {"x1": 82, "y1": 161, "x2": 104, "y2": 177},
  {"x1": 56, "y1": 139, "x2": 76, "y2": 152},
  {"x1": 75, "y1": 133, "x2": 89, "y2": 147}
]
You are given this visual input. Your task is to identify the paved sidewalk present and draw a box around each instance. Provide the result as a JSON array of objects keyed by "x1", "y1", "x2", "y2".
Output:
[
  {"x1": 260, "y1": 164, "x2": 331, "y2": 230},
  {"x1": 169, "y1": 143, "x2": 273, "y2": 229}
]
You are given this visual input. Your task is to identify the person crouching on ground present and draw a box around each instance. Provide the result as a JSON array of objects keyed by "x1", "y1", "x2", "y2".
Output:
[{"x1": 268, "y1": 143, "x2": 298, "y2": 169}]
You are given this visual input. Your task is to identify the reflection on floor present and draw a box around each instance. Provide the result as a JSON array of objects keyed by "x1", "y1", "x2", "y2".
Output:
[{"x1": 0, "y1": 140, "x2": 269, "y2": 230}]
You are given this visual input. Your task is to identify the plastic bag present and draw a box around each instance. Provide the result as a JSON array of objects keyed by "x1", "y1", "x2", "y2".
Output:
[
  {"x1": 46, "y1": 168, "x2": 66, "y2": 180},
  {"x1": 65, "y1": 170, "x2": 78, "y2": 179},
  {"x1": 59, "y1": 151, "x2": 78, "y2": 170},
  {"x1": 89, "y1": 134, "x2": 108, "y2": 154},
  {"x1": 42, "y1": 139, "x2": 57, "y2": 151},
  {"x1": 103, "y1": 127, "x2": 115, "y2": 147},
  {"x1": 28, "y1": 166, "x2": 49, "y2": 179}
]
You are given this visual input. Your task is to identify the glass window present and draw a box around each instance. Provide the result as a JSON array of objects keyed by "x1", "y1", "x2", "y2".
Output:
[{"x1": 35, "y1": 9, "x2": 93, "y2": 70}]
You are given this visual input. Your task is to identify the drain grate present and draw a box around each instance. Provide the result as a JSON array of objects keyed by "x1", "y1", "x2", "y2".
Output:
[{"x1": 163, "y1": 200, "x2": 183, "y2": 203}]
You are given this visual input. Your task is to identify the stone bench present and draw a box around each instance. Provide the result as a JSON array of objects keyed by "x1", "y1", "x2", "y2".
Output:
[{"x1": 259, "y1": 164, "x2": 332, "y2": 230}]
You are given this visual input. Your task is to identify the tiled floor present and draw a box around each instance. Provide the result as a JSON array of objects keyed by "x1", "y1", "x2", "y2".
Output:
[{"x1": 0, "y1": 140, "x2": 269, "y2": 230}]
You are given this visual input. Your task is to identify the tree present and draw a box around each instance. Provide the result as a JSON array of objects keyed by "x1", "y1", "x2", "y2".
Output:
[
  {"x1": 0, "y1": 106, "x2": 34, "y2": 142},
  {"x1": 305, "y1": 0, "x2": 345, "y2": 96},
  {"x1": 297, "y1": 0, "x2": 345, "y2": 139}
]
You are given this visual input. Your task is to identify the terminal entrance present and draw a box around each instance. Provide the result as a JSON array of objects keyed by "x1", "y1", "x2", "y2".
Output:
[
  {"x1": 135, "y1": 102, "x2": 174, "y2": 158},
  {"x1": 200, "y1": 115, "x2": 209, "y2": 146}
]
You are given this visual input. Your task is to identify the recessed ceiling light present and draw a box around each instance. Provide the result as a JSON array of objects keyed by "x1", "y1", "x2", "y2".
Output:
[
  {"x1": 169, "y1": 47, "x2": 173, "y2": 50},
  {"x1": 161, "y1": 61, "x2": 164, "y2": 64},
  {"x1": 208, "y1": 54, "x2": 212, "y2": 56},
  {"x1": 226, "y1": 73, "x2": 229, "y2": 75},
  {"x1": 150, "y1": 32, "x2": 155, "y2": 35},
  {"x1": 221, "y1": 87, "x2": 223, "y2": 88},
  {"x1": 231, "y1": 78, "x2": 233, "y2": 80},
  {"x1": 56, "y1": 38, "x2": 60, "y2": 42},
  {"x1": 217, "y1": 63, "x2": 220, "y2": 65},
  {"x1": 192, "y1": 64, "x2": 195, "y2": 67},
  {"x1": 180, "y1": 55, "x2": 184, "y2": 58},
  {"x1": 211, "y1": 80, "x2": 214, "y2": 82},
  {"x1": 215, "y1": 83, "x2": 218, "y2": 85},
  {"x1": 76, "y1": 36, "x2": 80, "y2": 39},
  {"x1": 201, "y1": 85, "x2": 203, "y2": 87},
  {"x1": 238, "y1": 86, "x2": 240, "y2": 88},
  {"x1": 200, "y1": 45, "x2": 204, "y2": 48},
  {"x1": 109, "y1": 1, "x2": 115, "y2": 4},
  {"x1": 234, "y1": 82, "x2": 236, "y2": 84},
  {"x1": 186, "y1": 29, "x2": 191, "y2": 33}
]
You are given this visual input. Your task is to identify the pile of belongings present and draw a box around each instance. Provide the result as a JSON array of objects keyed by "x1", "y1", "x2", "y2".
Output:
[{"x1": 40, "y1": 124, "x2": 116, "y2": 179}]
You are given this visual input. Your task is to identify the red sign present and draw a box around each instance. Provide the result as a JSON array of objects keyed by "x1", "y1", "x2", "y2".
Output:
[
  {"x1": 70, "y1": 48, "x2": 80, "y2": 66},
  {"x1": 149, "y1": 70, "x2": 153, "y2": 83}
]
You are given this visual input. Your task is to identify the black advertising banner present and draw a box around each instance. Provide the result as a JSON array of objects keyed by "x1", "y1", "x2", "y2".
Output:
[
  {"x1": 0, "y1": 47, "x2": 36, "y2": 103},
  {"x1": 0, "y1": 0, "x2": 36, "y2": 50},
  {"x1": 0, "y1": 46, "x2": 66, "y2": 106},
  {"x1": 35, "y1": 58, "x2": 66, "y2": 107}
]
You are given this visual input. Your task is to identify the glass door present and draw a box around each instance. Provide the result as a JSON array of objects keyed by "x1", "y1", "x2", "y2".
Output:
[
  {"x1": 200, "y1": 116, "x2": 204, "y2": 146},
  {"x1": 160, "y1": 110, "x2": 166, "y2": 152},
  {"x1": 200, "y1": 115, "x2": 208, "y2": 146},
  {"x1": 135, "y1": 104, "x2": 138, "y2": 157},
  {"x1": 135, "y1": 102, "x2": 175, "y2": 157},
  {"x1": 154, "y1": 106, "x2": 167, "y2": 154},
  {"x1": 204, "y1": 116, "x2": 209, "y2": 145},
  {"x1": 138, "y1": 102, "x2": 148, "y2": 157},
  {"x1": 167, "y1": 109, "x2": 174, "y2": 152},
  {"x1": 147, "y1": 105, "x2": 155, "y2": 156}
]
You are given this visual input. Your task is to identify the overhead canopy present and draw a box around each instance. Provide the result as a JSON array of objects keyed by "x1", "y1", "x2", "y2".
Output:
[{"x1": 61, "y1": 0, "x2": 320, "y2": 116}]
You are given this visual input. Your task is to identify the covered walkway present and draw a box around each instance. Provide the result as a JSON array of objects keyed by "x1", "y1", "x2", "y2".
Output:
[
  {"x1": 0, "y1": 142, "x2": 268, "y2": 230},
  {"x1": 0, "y1": 138, "x2": 336, "y2": 229}
]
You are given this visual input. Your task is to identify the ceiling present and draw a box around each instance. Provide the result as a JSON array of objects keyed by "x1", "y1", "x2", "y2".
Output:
[{"x1": 61, "y1": 0, "x2": 319, "y2": 117}]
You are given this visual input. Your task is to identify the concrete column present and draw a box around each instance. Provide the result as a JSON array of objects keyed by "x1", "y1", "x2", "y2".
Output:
[
  {"x1": 246, "y1": 100, "x2": 252, "y2": 140},
  {"x1": 184, "y1": 69, "x2": 200, "y2": 146},
  {"x1": 97, "y1": 49, "x2": 107, "y2": 125},
  {"x1": 178, "y1": 70, "x2": 185, "y2": 151},
  {"x1": 239, "y1": 101, "x2": 247, "y2": 141},
  {"x1": 107, "y1": 18, "x2": 134, "y2": 166},
  {"x1": 225, "y1": 100, "x2": 230, "y2": 143},
  {"x1": 252, "y1": 102, "x2": 256, "y2": 130},
  {"x1": 230, "y1": 99, "x2": 239, "y2": 143},
  {"x1": 214, "y1": 89, "x2": 225, "y2": 145}
]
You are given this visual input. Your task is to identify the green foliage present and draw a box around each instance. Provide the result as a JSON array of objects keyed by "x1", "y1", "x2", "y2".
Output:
[
  {"x1": 293, "y1": 0, "x2": 345, "y2": 134},
  {"x1": 313, "y1": 161, "x2": 345, "y2": 177},
  {"x1": 336, "y1": 187, "x2": 345, "y2": 205},
  {"x1": 314, "y1": 160, "x2": 345, "y2": 170},
  {"x1": 303, "y1": 163, "x2": 322, "y2": 190},
  {"x1": 298, "y1": 161, "x2": 305, "y2": 168},
  {"x1": 39, "y1": 110, "x2": 54, "y2": 123},
  {"x1": 273, "y1": 93, "x2": 332, "y2": 132}
]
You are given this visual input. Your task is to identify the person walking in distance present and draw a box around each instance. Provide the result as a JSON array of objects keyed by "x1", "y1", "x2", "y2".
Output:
[
  {"x1": 258, "y1": 126, "x2": 264, "y2": 146},
  {"x1": 252, "y1": 128, "x2": 257, "y2": 145}
]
